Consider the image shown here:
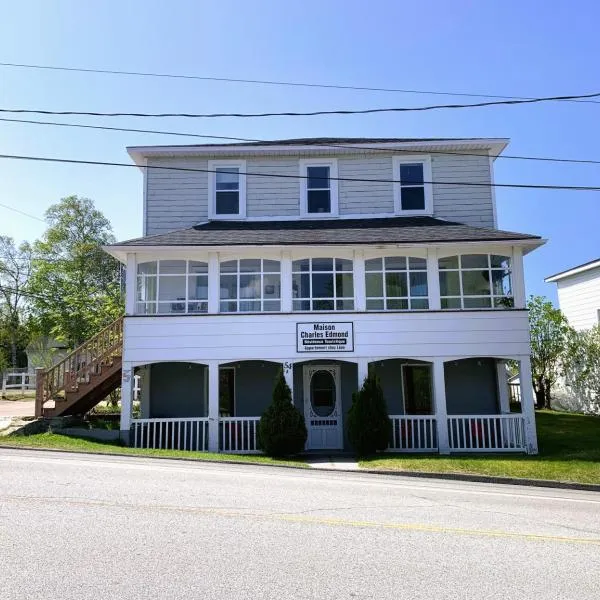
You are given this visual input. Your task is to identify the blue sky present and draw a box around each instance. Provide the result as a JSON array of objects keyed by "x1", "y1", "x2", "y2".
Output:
[{"x1": 1, "y1": 0, "x2": 599, "y2": 302}]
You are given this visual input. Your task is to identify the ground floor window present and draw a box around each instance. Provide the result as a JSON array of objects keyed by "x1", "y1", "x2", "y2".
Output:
[
  {"x1": 219, "y1": 368, "x2": 235, "y2": 416},
  {"x1": 402, "y1": 364, "x2": 433, "y2": 414}
]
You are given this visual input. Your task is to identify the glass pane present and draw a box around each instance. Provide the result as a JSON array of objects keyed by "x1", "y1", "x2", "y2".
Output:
[
  {"x1": 403, "y1": 365, "x2": 432, "y2": 415},
  {"x1": 240, "y1": 259, "x2": 261, "y2": 273},
  {"x1": 220, "y1": 274, "x2": 237, "y2": 299},
  {"x1": 239, "y1": 300, "x2": 260, "y2": 312},
  {"x1": 491, "y1": 269, "x2": 512, "y2": 296},
  {"x1": 401, "y1": 187, "x2": 425, "y2": 211},
  {"x1": 293, "y1": 300, "x2": 311, "y2": 311},
  {"x1": 136, "y1": 302, "x2": 156, "y2": 315},
  {"x1": 386, "y1": 272, "x2": 408, "y2": 297},
  {"x1": 441, "y1": 297, "x2": 461, "y2": 309},
  {"x1": 438, "y1": 256, "x2": 459, "y2": 270},
  {"x1": 411, "y1": 298, "x2": 429, "y2": 310},
  {"x1": 216, "y1": 167, "x2": 239, "y2": 190},
  {"x1": 239, "y1": 274, "x2": 261, "y2": 299},
  {"x1": 387, "y1": 298, "x2": 409, "y2": 310},
  {"x1": 158, "y1": 301, "x2": 185, "y2": 314},
  {"x1": 439, "y1": 271, "x2": 460, "y2": 296},
  {"x1": 312, "y1": 273, "x2": 334, "y2": 298},
  {"x1": 307, "y1": 189, "x2": 331, "y2": 213},
  {"x1": 263, "y1": 300, "x2": 281, "y2": 312},
  {"x1": 312, "y1": 258, "x2": 333, "y2": 271},
  {"x1": 313, "y1": 299, "x2": 334, "y2": 311},
  {"x1": 365, "y1": 258, "x2": 382, "y2": 271},
  {"x1": 306, "y1": 166, "x2": 330, "y2": 189},
  {"x1": 187, "y1": 301, "x2": 208, "y2": 314},
  {"x1": 385, "y1": 256, "x2": 407, "y2": 270},
  {"x1": 400, "y1": 163, "x2": 424, "y2": 185},
  {"x1": 189, "y1": 261, "x2": 208, "y2": 274},
  {"x1": 409, "y1": 272, "x2": 428, "y2": 297},
  {"x1": 292, "y1": 273, "x2": 310, "y2": 298},
  {"x1": 494, "y1": 297, "x2": 515, "y2": 308},
  {"x1": 408, "y1": 257, "x2": 426, "y2": 270},
  {"x1": 216, "y1": 191, "x2": 239, "y2": 215},
  {"x1": 263, "y1": 274, "x2": 281, "y2": 298},
  {"x1": 461, "y1": 254, "x2": 489, "y2": 269},
  {"x1": 365, "y1": 272, "x2": 383, "y2": 297},
  {"x1": 159, "y1": 260, "x2": 186, "y2": 274},
  {"x1": 263, "y1": 259, "x2": 280, "y2": 273},
  {"x1": 462, "y1": 270, "x2": 491, "y2": 296},
  {"x1": 188, "y1": 275, "x2": 208, "y2": 300},
  {"x1": 158, "y1": 275, "x2": 185, "y2": 301},
  {"x1": 310, "y1": 370, "x2": 335, "y2": 417},
  {"x1": 335, "y1": 258, "x2": 352, "y2": 272},
  {"x1": 220, "y1": 260, "x2": 237, "y2": 273},
  {"x1": 220, "y1": 301, "x2": 237, "y2": 313},
  {"x1": 464, "y1": 297, "x2": 492, "y2": 309},
  {"x1": 336, "y1": 299, "x2": 354, "y2": 310},
  {"x1": 137, "y1": 261, "x2": 157, "y2": 275},
  {"x1": 490, "y1": 255, "x2": 511, "y2": 269},
  {"x1": 292, "y1": 259, "x2": 310, "y2": 273},
  {"x1": 336, "y1": 273, "x2": 354, "y2": 297},
  {"x1": 137, "y1": 275, "x2": 157, "y2": 302},
  {"x1": 366, "y1": 299, "x2": 384, "y2": 310}
]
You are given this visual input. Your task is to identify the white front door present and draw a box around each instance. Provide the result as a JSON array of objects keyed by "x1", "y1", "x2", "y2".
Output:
[{"x1": 303, "y1": 365, "x2": 343, "y2": 450}]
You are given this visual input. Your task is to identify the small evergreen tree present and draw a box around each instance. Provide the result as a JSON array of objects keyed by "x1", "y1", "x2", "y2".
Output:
[
  {"x1": 347, "y1": 373, "x2": 391, "y2": 456},
  {"x1": 258, "y1": 369, "x2": 307, "y2": 457}
]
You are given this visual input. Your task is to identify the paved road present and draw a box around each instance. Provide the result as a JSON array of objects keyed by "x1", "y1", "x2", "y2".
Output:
[
  {"x1": 1, "y1": 449, "x2": 599, "y2": 600},
  {"x1": 0, "y1": 400, "x2": 35, "y2": 418}
]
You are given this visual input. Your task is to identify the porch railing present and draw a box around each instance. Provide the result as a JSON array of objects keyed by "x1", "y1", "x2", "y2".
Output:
[
  {"x1": 447, "y1": 414, "x2": 526, "y2": 452},
  {"x1": 219, "y1": 417, "x2": 261, "y2": 453},
  {"x1": 131, "y1": 417, "x2": 209, "y2": 451},
  {"x1": 388, "y1": 415, "x2": 438, "y2": 452}
]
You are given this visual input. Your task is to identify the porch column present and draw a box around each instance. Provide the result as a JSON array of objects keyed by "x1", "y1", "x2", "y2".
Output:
[
  {"x1": 120, "y1": 362, "x2": 134, "y2": 444},
  {"x1": 125, "y1": 253, "x2": 137, "y2": 315},
  {"x1": 357, "y1": 358, "x2": 369, "y2": 389},
  {"x1": 283, "y1": 361, "x2": 294, "y2": 404},
  {"x1": 518, "y1": 355, "x2": 538, "y2": 455},
  {"x1": 426, "y1": 248, "x2": 441, "y2": 310},
  {"x1": 353, "y1": 249, "x2": 366, "y2": 311},
  {"x1": 280, "y1": 251, "x2": 293, "y2": 312},
  {"x1": 512, "y1": 247, "x2": 526, "y2": 309},
  {"x1": 433, "y1": 359, "x2": 450, "y2": 454},
  {"x1": 207, "y1": 361, "x2": 220, "y2": 452},
  {"x1": 208, "y1": 252, "x2": 219, "y2": 314},
  {"x1": 496, "y1": 360, "x2": 511, "y2": 414}
]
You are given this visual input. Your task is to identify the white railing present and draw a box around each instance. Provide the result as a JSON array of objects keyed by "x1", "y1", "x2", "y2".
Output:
[
  {"x1": 131, "y1": 418, "x2": 209, "y2": 451},
  {"x1": 447, "y1": 415, "x2": 526, "y2": 452},
  {"x1": 388, "y1": 416, "x2": 438, "y2": 452},
  {"x1": 2, "y1": 370, "x2": 36, "y2": 395},
  {"x1": 219, "y1": 417, "x2": 261, "y2": 454}
]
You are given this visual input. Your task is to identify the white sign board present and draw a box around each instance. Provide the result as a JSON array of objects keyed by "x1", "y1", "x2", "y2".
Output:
[{"x1": 296, "y1": 322, "x2": 354, "y2": 353}]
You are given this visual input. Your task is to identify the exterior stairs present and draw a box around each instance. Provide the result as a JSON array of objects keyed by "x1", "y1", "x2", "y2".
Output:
[{"x1": 35, "y1": 317, "x2": 123, "y2": 418}]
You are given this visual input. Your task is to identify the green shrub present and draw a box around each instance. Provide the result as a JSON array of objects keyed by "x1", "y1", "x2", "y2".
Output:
[
  {"x1": 347, "y1": 373, "x2": 392, "y2": 456},
  {"x1": 258, "y1": 369, "x2": 307, "y2": 457}
]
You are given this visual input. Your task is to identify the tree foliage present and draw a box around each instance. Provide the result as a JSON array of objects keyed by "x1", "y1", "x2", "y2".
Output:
[
  {"x1": 27, "y1": 196, "x2": 123, "y2": 348},
  {"x1": 258, "y1": 369, "x2": 307, "y2": 457},
  {"x1": 347, "y1": 372, "x2": 391, "y2": 456},
  {"x1": 528, "y1": 295, "x2": 572, "y2": 409}
]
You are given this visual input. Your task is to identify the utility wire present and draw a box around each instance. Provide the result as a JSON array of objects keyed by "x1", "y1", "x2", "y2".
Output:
[
  {"x1": 1, "y1": 61, "x2": 599, "y2": 105},
  {"x1": 1, "y1": 152, "x2": 599, "y2": 192},
  {"x1": 2, "y1": 90, "x2": 600, "y2": 120},
  {"x1": 0, "y1": 201, "x2": 46, "y2": 222},
  {"x1": 2, "y1": 116, "x2": 600, "y2": 166}
]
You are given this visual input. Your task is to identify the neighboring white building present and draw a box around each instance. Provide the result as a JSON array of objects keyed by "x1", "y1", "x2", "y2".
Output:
[
  {"x1": 545, "y1": 258, "x2": 600, "y2": 331},
  {"x1": 98, "y1": 137, "x2": 543, "y2": 455}
]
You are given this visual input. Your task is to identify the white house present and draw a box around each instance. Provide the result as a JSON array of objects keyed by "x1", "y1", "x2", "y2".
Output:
[{"x1": 96, "y1": 137, "x2": 544, "y2": 455}]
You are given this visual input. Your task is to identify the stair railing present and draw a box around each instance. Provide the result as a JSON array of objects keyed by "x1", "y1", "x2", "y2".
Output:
[{"x1": 35, "y1": 316, "x2": 124, "y2": 417}]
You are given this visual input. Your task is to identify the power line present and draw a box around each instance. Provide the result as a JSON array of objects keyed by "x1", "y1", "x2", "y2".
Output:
[
  {"x1": 1, "y1": 152, "x2": 600, "y2": 192},
  {"x1": 2, "y1": 116, "x2": 600, "y2": 166},
  {"x1": 1, "y1": 60, "x2": 599, "y2": 105},
  {"x1": 0, "y1": 201, "x2": 45, "y2": 222},
  {"x1": 2, "y1": 90, "x2": 600, "y2": 120}
]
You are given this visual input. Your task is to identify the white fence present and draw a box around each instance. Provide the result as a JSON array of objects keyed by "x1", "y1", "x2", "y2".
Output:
[
  {"x1": 219, "y1": 417, "x2": 261, "y2": 453},
  {"x1": 131, "y1": 418, "x2": 209, "y2": 451},
  {"x1": 1, "y1": 370, "x2": 36, "y2": 396},
  {"x1": 447, "y1": 415, "x2": 526, "y2": 452},
  {"x1": 388, "y1": 416, "x2": 438, "y2": 452}
]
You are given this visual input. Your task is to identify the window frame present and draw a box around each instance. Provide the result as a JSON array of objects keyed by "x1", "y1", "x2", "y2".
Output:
[
  {"x1": 208, "y1": 160, "x2": 247, "y2": 220},
  {"x1": 392, "y1": 155, "x2": 433, "y2": 216},
  {"x1": 299, "y1": 159, "x2": 339, "y2": 217}
]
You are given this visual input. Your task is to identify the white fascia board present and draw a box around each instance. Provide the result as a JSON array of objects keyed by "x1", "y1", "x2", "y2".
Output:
[{"x1": 545, "y1": 259, "x2": 600, "y2": 283}]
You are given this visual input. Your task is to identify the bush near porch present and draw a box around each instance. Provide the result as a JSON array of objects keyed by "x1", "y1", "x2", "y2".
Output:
[{"x1": 360, "y1": 410, "x2": 600, "y2": 484}]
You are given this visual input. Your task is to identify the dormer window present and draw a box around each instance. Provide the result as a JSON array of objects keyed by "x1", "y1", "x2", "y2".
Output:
[
  {"x1": 300, "y1": 159, "x2": 338, "y2": 217},
  {"x1": 393, "y1": 156, "x2": 433, "y2": 215},
  {"x1": 208, "y1": 160, "x2": 246, "y2": 219}
]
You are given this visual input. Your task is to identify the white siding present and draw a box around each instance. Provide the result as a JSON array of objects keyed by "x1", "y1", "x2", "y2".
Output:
[
  {"x1": 556, "y1": 267, "x2": 600, "y2": 330},
  {"x1": 124, "y1": 311, "x2": 530, "y2": 364}
]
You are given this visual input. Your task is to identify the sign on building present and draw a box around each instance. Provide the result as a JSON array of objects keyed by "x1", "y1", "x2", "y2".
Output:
[{"x1": 296, "y1": 322, "x2": 354, "y2": 353}]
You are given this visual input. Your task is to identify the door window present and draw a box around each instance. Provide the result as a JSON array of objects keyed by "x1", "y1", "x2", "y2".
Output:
[{"x1": 310, "y1": 370, "x2": 336, "y2": 417}]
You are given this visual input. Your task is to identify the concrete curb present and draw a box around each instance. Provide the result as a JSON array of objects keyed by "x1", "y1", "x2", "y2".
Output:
[{"x1": 0, "y1": 444, "x2": 598, "y2": 493}]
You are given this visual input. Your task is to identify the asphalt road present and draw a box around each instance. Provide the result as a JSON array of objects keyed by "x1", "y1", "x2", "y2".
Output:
[{"x1": 1, "y1": 449, "x2": 599, "y2": 600}]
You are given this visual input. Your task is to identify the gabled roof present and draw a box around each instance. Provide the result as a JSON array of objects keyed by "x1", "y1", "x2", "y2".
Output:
[
  {"x1": 107, "y1": 216, "x2": 541, "y2": 253},
  {"x1": 545, "y1": 257, "x2": 600, "y2": 283}
]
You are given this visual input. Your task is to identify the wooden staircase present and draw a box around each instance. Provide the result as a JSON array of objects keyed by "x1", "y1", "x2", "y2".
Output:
[{"x1": 35, "y1": 317, "x2": 124, "y2": 418}]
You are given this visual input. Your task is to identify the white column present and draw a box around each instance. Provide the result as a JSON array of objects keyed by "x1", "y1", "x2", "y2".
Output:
[
  {"x1": 426, "y1": 247, "x2": 441, "y2": 310},
  {"x1": 207, "y1": 361, "x2": 220, "y2": 452},
  {"x1": 283, "y1": 361, "x2": 294, "y2": 404},
  {"x1": 512, "y1": 247, "x2": 526, "y2": 309},
  {"x1": 518, "y1": 355, "x2": 538, "y2": 455},
  {"x1": 353, "y1": 249, "x2": 366, "y2": 311},
  {"x1": 357, "y1": 358, "x2": 369, "y2": 389},
  {"x1": 120, "y1": 362, "x2": 134, "y2": 444},
  {"x1": 496, "y1": 360, "x2": 511, "y2": 413},
  {"x1": 280, "y1": 251, "x2": 293, "y2": 312},
  {"x1": 125, "y1": 253, "x2": 136, "y2": 315},
  {"x1": 433, "y1": 359, "x2": 450, "y2": 454},
  {"x1": 208, "y1": 252, "x2": 219, "y2": 314}
]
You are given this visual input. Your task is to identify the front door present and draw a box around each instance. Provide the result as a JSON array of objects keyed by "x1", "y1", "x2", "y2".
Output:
[{"x1": 303, "y1": 365, "x2": 343, "y2": 450}]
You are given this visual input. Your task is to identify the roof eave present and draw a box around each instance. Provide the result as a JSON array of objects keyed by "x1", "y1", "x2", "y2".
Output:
[{"x1": 545, "y1": 259, "x2": 600, "y2": 282}]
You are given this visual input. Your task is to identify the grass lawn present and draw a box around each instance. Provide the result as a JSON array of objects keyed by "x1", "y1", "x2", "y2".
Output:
[
  {"x1": 360, "y1": 410, "x2": 600, "y2": 484},
  {"x1": 0, "y1": 431, "x2": 307, "y2": 468}
]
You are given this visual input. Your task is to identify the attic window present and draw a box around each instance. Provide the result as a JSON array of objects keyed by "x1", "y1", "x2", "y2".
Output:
[
  {"x1": 300, "y1": 159, "x2": 338, "y2": 217},
  {"x1": 208, "y1": 160, "x2": 246, "y2": 219},
  {"x1": 393, "y1": 156, "x2": 433, "y2": 215}
]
